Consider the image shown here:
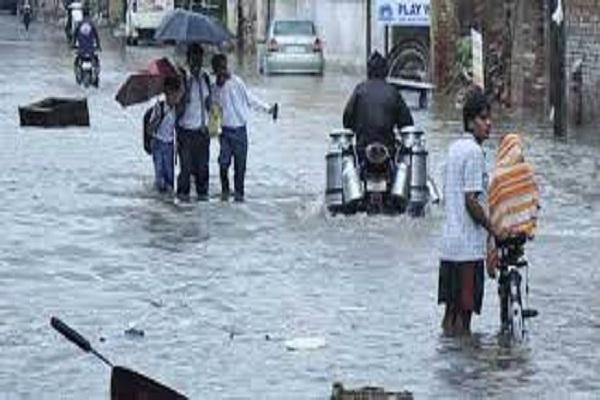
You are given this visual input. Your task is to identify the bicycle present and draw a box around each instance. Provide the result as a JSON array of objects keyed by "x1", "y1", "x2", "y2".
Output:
[{"x1": 496, "y1": 234, "x2": 539, "y2": 342}]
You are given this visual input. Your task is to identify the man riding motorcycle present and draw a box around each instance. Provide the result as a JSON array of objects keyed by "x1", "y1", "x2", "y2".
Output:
[
  {"x1": 73, "y1": 7, "x2": 101, "y2": 87},
  {"x1": 342, "y1": 51, "x2": 413, "y2": 168}
]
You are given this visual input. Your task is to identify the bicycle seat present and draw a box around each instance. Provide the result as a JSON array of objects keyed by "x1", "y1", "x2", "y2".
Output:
[
  {"x1": 498, "y1": 234, "x2": 529, "y2": 267},
  {"x1": 497, "y1": 233, "x2": 528, "y2": 248}
]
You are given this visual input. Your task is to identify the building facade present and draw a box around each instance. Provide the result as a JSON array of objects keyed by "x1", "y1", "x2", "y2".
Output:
[{"x1": 566, "y1": 0, "x2": 600, "y2": 124}]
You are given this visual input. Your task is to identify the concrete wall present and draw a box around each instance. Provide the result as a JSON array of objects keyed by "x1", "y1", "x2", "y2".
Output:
[
  {"x1": 226, "y1": 0, "x2": 236, "y2": 33},
  {"x1": 566, "y1": 0, "x2": 600, "y2": 124}
]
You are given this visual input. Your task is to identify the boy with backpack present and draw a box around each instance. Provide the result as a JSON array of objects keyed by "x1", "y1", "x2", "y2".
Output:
[{"x1": 146, "y1": 76, "x2": 182, "y2": 193}]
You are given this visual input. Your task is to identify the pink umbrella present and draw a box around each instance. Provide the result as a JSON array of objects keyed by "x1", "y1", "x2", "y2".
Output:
[{"x1": 115, "y1": 57, "x2": 180, "y2": 108}]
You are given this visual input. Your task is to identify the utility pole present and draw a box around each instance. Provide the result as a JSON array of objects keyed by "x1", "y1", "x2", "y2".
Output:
[
  {"x1": 384, "y1": 26, "x2": 389, "y2": 57},
  {"x1": 550, "y1": 0, "x2": 566, "y2": 137},
  {"x1": 266, "y1": 0, "x2": 272, "y2": 35},
  {"x1": 236, "y1": 0, "x2": 244, "y2": 53},
  {"x1": 366, "y1": 0, "x2": 372, "y2": 62}
]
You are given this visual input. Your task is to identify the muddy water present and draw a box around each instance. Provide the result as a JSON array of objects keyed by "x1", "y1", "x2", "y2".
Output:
[{"x1": 0, "y1": 15, "x2": 599, "y2": 399}]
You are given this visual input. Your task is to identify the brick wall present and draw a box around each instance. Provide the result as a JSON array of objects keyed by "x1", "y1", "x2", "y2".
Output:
[
  {"x1": 509, "y1": 0, "x2": 546, "y2": 111},
  {"x1": 566, "y1": 0, "x2": 600, "y2": 124}
]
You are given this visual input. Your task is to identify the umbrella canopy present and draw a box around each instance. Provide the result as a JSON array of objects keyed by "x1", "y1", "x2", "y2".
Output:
[
  {"x1": 115, "y1": 57, "x2": 180, "y2": 108},
  {"x1": 111, "y1": 366, "x2": 188, "y2": 400},
  {"x1": 154, "y1": 9, "x2": 233, "y2": 45}
]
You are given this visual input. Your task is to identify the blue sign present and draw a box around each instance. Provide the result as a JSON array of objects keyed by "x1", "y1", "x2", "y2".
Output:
[{"x1": 377, "y1": 0, "x2": 431, "y2": 27}]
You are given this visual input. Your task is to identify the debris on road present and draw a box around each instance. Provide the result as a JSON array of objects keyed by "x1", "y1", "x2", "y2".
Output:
[
  {"x1": 284, "y1": 336, "x2": 326, "y2": 351},
  {"x1": 331, "y1": 382, "x2": 414, "y2": 400},
  {"x1": 18, "y1": 97, "x2": 89, "y2": 127}
]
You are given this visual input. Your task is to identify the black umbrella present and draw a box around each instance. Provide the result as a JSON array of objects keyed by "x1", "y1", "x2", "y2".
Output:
[
  {"x1": 154, "y1": 9, "x2": 234, "y2": 45},
  {"x1": 50, "y1": 317, "x2": 188, "y2": 400}
]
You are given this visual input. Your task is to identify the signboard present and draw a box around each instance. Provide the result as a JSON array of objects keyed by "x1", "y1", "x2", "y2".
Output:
[
  {"x1": 377, "y1": 0, "x2": 431, "y2": 27},
  {"x1": 471, "y1": 28, "x2": 484, "y2": 89}
]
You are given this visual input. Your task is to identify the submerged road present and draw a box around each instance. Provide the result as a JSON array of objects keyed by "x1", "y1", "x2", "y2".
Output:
[{"x1": 1, "y1": 13, "x2": 599, "y2": 399}]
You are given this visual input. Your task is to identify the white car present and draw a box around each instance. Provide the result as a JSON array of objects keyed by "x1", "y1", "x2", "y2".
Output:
[
  {"x1": 260, "y1": 19, "x2": 324, "y2": 75},
  {"x1": 125, "y1": 0, "x2": 173, "y2": 45}
]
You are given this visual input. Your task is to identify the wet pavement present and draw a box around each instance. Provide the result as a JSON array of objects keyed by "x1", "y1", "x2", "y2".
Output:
[{"x1": 1, "y1": 14, "x2": 600, "y2": 399}]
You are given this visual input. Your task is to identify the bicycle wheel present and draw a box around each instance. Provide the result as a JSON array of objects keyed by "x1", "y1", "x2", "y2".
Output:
[{"x1": 508, "y1": 271, "x2": 525, "y2": 342}]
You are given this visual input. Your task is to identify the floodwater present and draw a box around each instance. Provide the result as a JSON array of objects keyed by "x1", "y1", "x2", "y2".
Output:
[{"x1": 0, "y1": 14, "x2": 599, "y2": 399}]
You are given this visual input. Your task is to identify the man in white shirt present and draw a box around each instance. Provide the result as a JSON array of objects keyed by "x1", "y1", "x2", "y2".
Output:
[
  {"x1": 438, "y1": 88, "x2": 506, "y2": 336},
  {"x1": 211, "y1": 53, "x2": 276, "y2": 202},
  {"x1": 175, "y1": 43, "x2": 212, "y2": 201}
]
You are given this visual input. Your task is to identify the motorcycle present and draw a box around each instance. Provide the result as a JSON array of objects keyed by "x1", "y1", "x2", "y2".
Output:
[
  {"x1": 325, "y1": 127, "x2": 440, "y2": 216},
  {"x1": 75, "y1": 53, "x2": 100, "y2": 88}
]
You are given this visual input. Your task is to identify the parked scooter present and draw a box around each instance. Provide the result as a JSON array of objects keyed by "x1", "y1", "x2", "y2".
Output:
[{"x1": 325, "y1": 127, "x2": 440, "y2": 216}]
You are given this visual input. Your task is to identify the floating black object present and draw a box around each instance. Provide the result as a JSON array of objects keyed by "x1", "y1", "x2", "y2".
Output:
[
  {"x1": 331, "y1": 382, "x2": 413, "y2": 400},
  {"x1": 19, "y1": 97, "x2": 89, "y2": 127}
]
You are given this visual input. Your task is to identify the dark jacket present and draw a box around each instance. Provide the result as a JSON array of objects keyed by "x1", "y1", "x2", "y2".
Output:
[
  {"x1": 342, "y1": 78, "x2": 413, "y2": 151},
  {"x1": 75, "y1": 18, "x2": 100, "y2": 55}
]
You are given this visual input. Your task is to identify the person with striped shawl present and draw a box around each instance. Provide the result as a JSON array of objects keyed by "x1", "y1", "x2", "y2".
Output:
[{"x1": 486, "y1": 133, "x2": 540, "y2": 277}]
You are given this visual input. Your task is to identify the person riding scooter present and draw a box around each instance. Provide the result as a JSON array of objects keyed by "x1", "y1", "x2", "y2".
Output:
[
  {"x1": 73, "y1": 7, "x2": 101, "y2": 87},
  {"x1": 342, "y1": 51, "x2": 413, "y2": 168}
]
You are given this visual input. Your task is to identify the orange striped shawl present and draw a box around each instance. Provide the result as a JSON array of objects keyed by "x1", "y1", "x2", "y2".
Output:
[
  {"x1": 487, "y1": 134, "x2": 539, "y2": 269},
  {"x1": 489, "y1": 162, "x2": 539, "y2": 235}
]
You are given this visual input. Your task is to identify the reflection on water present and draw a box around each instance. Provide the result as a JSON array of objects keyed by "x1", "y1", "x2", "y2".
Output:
[
  {"x1": 435, "y1": 333, "x2": 537, "y2": 397},
  {"x1": 1, "y1": 15, "x2": 599, "y2": 399}
]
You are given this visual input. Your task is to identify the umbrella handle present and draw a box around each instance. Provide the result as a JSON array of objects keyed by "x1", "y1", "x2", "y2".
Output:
[
  {"x1": 50, "y1": 317, "x2": 113, "y2": 367},
  {"x1": 173, "y1": 129, "x2": 178, "y2": 203},
  {"x1": 51, "y1": 317, "x2": 92, "y2": 353}
]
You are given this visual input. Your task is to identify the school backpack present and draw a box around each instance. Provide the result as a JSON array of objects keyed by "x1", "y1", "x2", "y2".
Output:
[{"x1": 142, "y1": 101, "x2": 165, "y2": 155}]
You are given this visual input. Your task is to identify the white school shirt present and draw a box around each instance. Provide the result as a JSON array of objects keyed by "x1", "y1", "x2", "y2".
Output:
[
  {"x1": 179, "y1": 75, "x2": 210, "y2": 130},
  {"x1": 440, "y1": 133, "x2": 489, "y2": 261},
  {"x1": 212, "y1": 74, "x2": 270, "y2": 128},
  {"x1": 150, "y1": 102, "x2": 176, "y2": 143}
]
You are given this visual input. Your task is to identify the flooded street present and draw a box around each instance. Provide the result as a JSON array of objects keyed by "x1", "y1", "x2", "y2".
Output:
[{"x1": 1, "y1": 15, "x2": 599, "y2": 399}]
